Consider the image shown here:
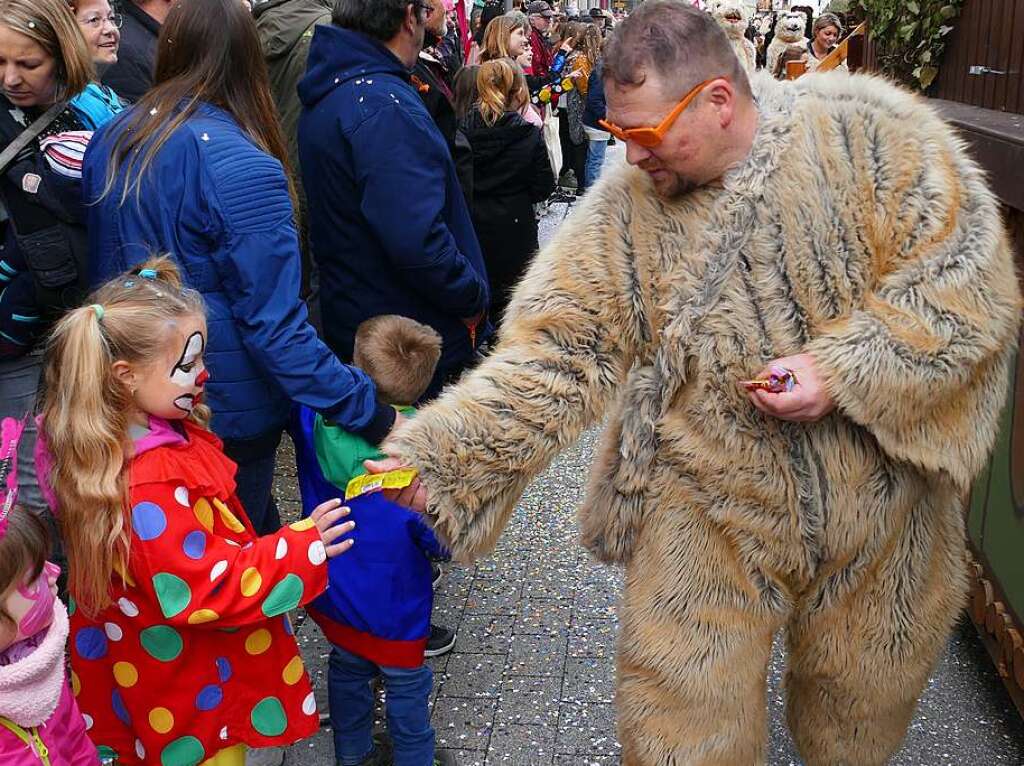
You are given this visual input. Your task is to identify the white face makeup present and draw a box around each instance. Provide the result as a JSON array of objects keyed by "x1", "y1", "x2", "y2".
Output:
[
  {"x1": 170, "y1": 331, "x2": 206, "y2": 413},
  {"x1": 125, "y1": 316, "x2": 209, "y2": 423},
  {"x1": 0, "y1": 561, "x2": 60, "y2": 651}
]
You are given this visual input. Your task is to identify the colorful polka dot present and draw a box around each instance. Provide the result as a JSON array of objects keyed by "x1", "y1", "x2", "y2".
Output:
[
  {"x1": 182, "y1": 530, "x2": 207, "y2": 560},
  {"x1": 140, "y1": 625, "x2": 183, "y2": 662},
  {"x1": 149, "y1": 707, "x2": 174, "y2": 734},
  {"x1": 250, "y1": 697, "x2": 287, "y2": 737},
  {"x1": 275, "y1": 538, "x2": 288, "y2": 559},
  {"x1": 113, "y1": 661, "x2": 138, "y2": 688},
  {"x1": 135, "y1": 739, "x2": 146, "y2": 760},
  {"x1": 282, "y1": 656, "x2": 305, "y2": 686},
  {"x1": 96, "y1": 746, "x2": 117, "y2": 762},
  {"x1": 240, "y1": 567, "x2": 262, "y2": 597},
  {"x1": 131, "y1": 501, "x2": 167, "y2": 541},
  {"x1": 210, "y1": 560, "x2": 228, "y2": 582},
  {"x1": 302, "y1": 692, "x2": 316, "y2": 716},
  {"x1": 112, "y1": 689, "x2": 132, "y2": 726},
  {"x1": 104, "y1": 622, "x2": 123, "y2": 641},
  {"x1": 187, "y1": 608, "x2": 219, "y2": 625},
  {"x1": 261, "y1": 574, "x2": 304, "y2": 618},
  {"x1": 82, "y1": 713, "x2": 93, "y2": 730},
  {"x1": 214, "y1": 498, "x2": 246, "y2": 533},
  {"x1": 195, "y1": 684, "x2": 224, "y2": 711},
  {"x1": 117, "y1": 597, "x2": 139, "y2": 617},
  {"x1": 216, "y1": 656, "x2": 232, "y2": 683},
  {"x1": 290, "y1": 518, "x2": 315, "y2": 532},
  {"x1": 193, "y1": 498, "x2": 214, "y2": 532},
  {"x1": 307, "y1": 540, "x2": 327, "y2": 566},
  {"x1": 67, "y1": 596, "x2": 76, "y2": 616},
  {"x1": 70, "y1": 670, "x2": 81, "y2": 696},
  {"x1": 245, "y1": 628, "x2": 272, "y2": 655},
  {"x1": 75, "y1": 627, "x2": 108, "y2": 660},
  {"x1": 152, "y1": 572, "x2": 192, "y2": 618},
  {"x1": 218, "y1": 726, "x2": 228, "y2": 741},
  {"x1": 282, "y1": 614, "x2": 294, "y2": 636},
  {"x1": 161, "y1": 735, "x2": 204, "y2": 766},
  {"x1": 174, "y1": 486, "x2": 189, "y2": 507}
]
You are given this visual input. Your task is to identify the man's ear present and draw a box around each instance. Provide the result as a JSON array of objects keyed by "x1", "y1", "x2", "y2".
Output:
[
  {"x1": 111, "y1": 360, "x2": 136, "y2": 393},
  {"x1": 707, "y1": 78, "x2": 736, "y2": 127}
]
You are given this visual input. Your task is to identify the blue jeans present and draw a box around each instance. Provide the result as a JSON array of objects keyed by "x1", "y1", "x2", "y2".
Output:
[
  {"x1": 584, "y1": 138, "x2": 609, "y2": 189},
  {"x1": 328, "y1": 645, "x2": 435, "y2": 766}
]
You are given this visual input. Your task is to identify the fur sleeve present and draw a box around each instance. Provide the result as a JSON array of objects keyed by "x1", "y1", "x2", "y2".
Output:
[
  {"x1": 805, "y1": 114, "x2": 1021, "y2": 491},
  {"x1": 387, "y1": 171, "x2": 650, "y2": 561}
]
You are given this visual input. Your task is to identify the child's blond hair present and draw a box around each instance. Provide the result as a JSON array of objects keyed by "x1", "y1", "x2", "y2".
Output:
[
  {"x1": 352, "y1": 316, "x2": 442, "y2": 407},
  {"x1": 41, "y1": 256, "x2": 206, "y2": 616}
]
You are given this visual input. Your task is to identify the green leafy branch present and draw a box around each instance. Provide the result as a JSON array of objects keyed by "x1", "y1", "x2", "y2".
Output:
[{"x1": 855, "y1": 0, "x2": 964, "y2": 90}]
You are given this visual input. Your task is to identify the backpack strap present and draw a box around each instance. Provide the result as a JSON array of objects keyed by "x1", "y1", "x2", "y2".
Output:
[{"x1": 0, "y1": 102, "x2": 68, "y2": 177}]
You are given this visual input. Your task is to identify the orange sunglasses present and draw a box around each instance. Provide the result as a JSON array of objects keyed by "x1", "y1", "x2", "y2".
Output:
[{"x1": 599, "y1": 78, "x2": 716, "y2": 148}]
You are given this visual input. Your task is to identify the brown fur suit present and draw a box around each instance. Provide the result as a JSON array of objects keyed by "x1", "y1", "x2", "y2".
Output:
[{"x1": 388, "y1": 73, "x2": 1022, "y2": 765}]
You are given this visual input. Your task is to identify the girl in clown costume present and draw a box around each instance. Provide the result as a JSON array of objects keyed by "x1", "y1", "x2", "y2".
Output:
[{"x1": 40, "y1": 259, "x2": 355, "y2": 766}]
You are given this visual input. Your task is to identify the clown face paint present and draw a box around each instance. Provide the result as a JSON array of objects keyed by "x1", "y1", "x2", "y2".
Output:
[
  {"x1": 0, "y1": 561, "x2": 60, "y2": 651},
  {"x1": 128, "y1": 315, "x2": 209, "y2": 423},
  {"x1": 170, "y1": 331, "x2": 207, "y2": 413}
]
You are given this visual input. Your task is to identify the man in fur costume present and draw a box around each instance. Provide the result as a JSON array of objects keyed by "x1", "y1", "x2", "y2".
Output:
[
  {"x1": 369, "y1": 2, "x2": 1022, "y2": 764},
  {"x1": 709, "y1": 0, "x2": 756, "y2": 73},
  {"x1": 766, "y1": 9, "x2": 808, "y2": 74}
]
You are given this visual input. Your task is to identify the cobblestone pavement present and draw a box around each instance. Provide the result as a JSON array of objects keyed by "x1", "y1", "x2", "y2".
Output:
[{"x1": 277, "y1": 161, "x2": 1024, "y2": 764}]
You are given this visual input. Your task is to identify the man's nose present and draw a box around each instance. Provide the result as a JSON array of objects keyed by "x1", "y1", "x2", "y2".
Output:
[{"x1": 625, "y1": 140, "x2": 652, "y2": 166}]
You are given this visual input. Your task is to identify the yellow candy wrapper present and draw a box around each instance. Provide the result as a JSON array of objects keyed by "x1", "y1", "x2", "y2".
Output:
[{"x1": 344, "y1": 468, "x2": 419, "y2": 501}]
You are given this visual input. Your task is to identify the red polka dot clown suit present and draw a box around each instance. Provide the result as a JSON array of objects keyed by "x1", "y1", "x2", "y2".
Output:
[{"x1": 68, "y1": 418, "x2": 329, "y2": 765}]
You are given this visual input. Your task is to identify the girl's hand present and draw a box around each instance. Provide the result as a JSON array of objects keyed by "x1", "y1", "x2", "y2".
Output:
[
  {"x1": 560, "y1": 38, "x2": 574, "y2": 52},
  {"x1": 310, "y1": 498, "x2": 355, "y2": 558}
]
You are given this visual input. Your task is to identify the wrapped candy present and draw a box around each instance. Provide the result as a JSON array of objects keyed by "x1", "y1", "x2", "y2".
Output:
[{"x1": 740, "y1": 365, "x2": 798, "y2": 393}]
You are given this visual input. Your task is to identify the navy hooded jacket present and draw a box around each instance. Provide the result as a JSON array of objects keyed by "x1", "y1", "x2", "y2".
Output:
[
  {"x1": 298, "y1": 25, "x2": 491, "y2": 390},
  {"x1": 84, "y1": 102, "x2": 395, "y2": 443}
]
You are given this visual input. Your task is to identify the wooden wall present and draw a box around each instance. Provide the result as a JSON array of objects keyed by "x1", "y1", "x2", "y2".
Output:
[{"x1": 932, "y1": 0, "x2": 1024, "y2": 113}]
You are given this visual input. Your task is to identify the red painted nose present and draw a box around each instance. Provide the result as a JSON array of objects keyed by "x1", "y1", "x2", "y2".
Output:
[{"x1": 196, "y1": 369, "x2": 210, "y2": 386}]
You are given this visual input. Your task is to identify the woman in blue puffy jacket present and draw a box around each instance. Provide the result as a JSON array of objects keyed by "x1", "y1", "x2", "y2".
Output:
[{"x1": 83, "y1": 0, "x2": 398, "y2": 534}]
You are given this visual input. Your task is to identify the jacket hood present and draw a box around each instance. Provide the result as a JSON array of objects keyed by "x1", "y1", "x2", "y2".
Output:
[
  {"x1": 299, "y1": 25, "x2": 410, "y2": 108},
  {"x1": 461, "y1": 109, "x2": 536, "y2": 164},
  {"x1": 255, "y1": 0, "x2": 333, "y2": 61}
]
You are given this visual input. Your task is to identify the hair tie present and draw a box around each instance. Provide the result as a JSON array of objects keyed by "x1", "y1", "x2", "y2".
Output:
[
  {"x1": 91, "y1": 304, "x2": 105, "y2": 321},
  {"x1": 138, "y1": 269, "x2": 158, "y2": 280}
]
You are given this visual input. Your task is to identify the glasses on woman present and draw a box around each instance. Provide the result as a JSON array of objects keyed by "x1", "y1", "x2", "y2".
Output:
[
  {"x1": 599, "y1": 78, "x2": 716, "y2": 148},
  {"x1": 80, "y1": 12, "x2": 123, "y2": 29}
]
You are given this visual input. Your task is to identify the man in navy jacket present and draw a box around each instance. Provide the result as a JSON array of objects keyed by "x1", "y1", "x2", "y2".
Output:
[{"x1": 298, "y1": 0, "x2": 491, "y2": 400}]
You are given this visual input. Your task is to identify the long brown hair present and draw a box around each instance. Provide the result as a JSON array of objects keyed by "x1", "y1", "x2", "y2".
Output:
[
  {"x1": 41, "y1": 257, "x2": 207, "y2": 616},
  {"x1": 0, "y1": 508, "x2": 51, "y2": 632},
  {"x1": 476, "y1": 59, "x2": 519, "y2": 126},
  {"x1": 100, "y1": 0, "x2": 295, "y2": 208},
  {"x1": 480, "y1": 15, "x2": 527, "y2": 62}
]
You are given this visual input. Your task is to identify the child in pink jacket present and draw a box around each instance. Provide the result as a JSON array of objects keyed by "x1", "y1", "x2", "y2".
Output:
[{"x1": 0, "y1": 418, "x2": 98, "y2": 765}]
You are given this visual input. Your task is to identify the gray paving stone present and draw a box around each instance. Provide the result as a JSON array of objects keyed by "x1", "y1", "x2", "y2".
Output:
[
  {"x1": 440, "y1": 653, "x2": 505, "y2": 698},
  {"x1": 507, "y1": 634, "x2": 568, "y2": 678},
  {"x1": 515, "y1": 598, "x2": 573, "y2": 637},
  {"x1": 556, "y1": 702, "x2": 621, "y2": 756},
  {"x1": 563, "y1": 656, "x2": 617, "y2": 704},
  {"x1": 432, "y1": 696, "x2": 497, "y2": 751},
  {"x1": 494, "y1": 676, "x2": 562, "y2": 728},
  {"x1": 465, "y1": 580, "x2": 523, "y2": 615},
  {"x1": 486, "y1": 724, "x2": 557, "y2": 765},
  {"x1": 455, "y1": 613, "x2": 516, "y2": 655},
  {"x1": 567, "y1": 619, "x2": 618, "y2": 659}
]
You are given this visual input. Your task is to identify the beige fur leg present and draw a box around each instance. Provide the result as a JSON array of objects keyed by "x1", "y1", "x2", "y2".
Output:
[
  {"x1": 784, "y1": 492, "x2": 968, "y2": 766},
  {"x1": 615, "y1": 510, "x2": 788, "y2": 765}
]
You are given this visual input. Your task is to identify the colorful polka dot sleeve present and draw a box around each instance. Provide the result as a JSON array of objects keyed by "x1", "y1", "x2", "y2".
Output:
[{"x1": 69, "y1": 424, "x2": 330, "y2": 766}]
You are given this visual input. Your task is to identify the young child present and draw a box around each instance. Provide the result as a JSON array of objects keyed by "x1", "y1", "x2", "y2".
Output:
[
  {"x1": 40, "y1": 258, "x2": 355, "y2": 766},
  {"x1": 0, "y1": 419, "x2": 98, "y2": 765},
  {"x1": 290, "y1": 315, "x2": 452, "y2": 766}
]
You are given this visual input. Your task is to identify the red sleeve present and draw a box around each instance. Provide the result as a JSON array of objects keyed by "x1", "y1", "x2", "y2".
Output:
[{"x1": 125, "y1": 480, "x2": 330, "y2": 628}]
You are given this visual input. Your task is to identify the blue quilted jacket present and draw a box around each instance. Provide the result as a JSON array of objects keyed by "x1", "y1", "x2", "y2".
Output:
[{"x1": 83, "y1": 102, "x2": 394, "y2": 442}]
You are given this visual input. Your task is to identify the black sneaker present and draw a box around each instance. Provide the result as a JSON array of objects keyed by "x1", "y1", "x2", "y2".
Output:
[
  {"x1": 432, "y1": 750, "x2": 457, "y2": 766},
  {"x1": 354, "y1": 734, "x2": 394, "y2": 766},
  {"x1": 431, "y1": 562, "x2": 443, "y2": 589},
  {"x1": 423, "y1": 623, "x2": 456, "y2": 657}
]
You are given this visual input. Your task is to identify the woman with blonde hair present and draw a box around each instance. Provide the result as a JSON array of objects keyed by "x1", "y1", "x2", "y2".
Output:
[
  {"x1": 0, "y1": 0, "x2": 97, "y2": 519},
  {"x1": 480, "y1": 14, "x2": 532, "y2": 69},
  {"x1": 460, "y1": 58, "x2": 554, "y2": 326}
]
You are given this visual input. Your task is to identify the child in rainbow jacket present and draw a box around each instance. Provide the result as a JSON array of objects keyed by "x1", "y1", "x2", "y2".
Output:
[{"x1": 290, "y1": 315, "x2": 451, "y2": 766}]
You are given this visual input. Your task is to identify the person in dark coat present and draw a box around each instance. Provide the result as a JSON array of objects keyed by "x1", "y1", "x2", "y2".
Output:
[
  {"x1": 298, "y1": 0, "x2": 492, "y2": 401},
  {"x1": 85, "y1": 0, "x2": 399, "y2": 536},
  {"x1": 461, "y1": 59, "x2": 554, "y2": 327},
  {"x1": 100, "y1": 0, "x2": 170, "y2": 101}
]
